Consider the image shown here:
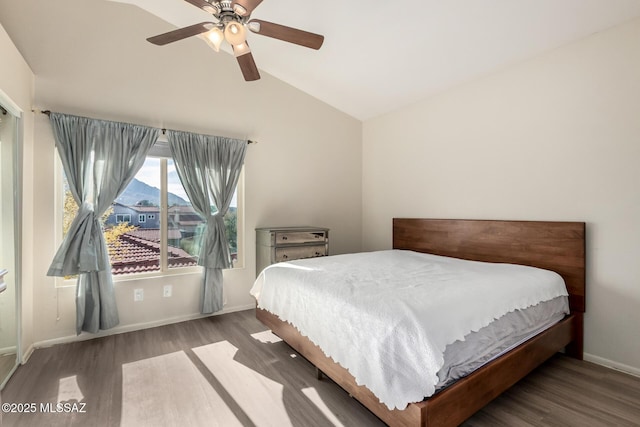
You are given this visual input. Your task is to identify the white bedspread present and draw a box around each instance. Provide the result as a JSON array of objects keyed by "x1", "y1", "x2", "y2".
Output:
[{"x1": 250, "y1": 250, "x2": 569, "y2": 410}]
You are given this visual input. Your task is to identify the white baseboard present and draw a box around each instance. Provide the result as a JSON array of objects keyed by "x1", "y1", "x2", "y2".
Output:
[
  {"x1": 31, "y1": 303, "x2": 256, "y2": 351},
  {"x1": 21, "y1": 344, "x2": 35, "y2": 364},
  {"x1": 0, "y1": 345, "x2": 16, "y2": 356},
  {"x1": 584, "y1": 352, "x2": 640, "y2": 378}
]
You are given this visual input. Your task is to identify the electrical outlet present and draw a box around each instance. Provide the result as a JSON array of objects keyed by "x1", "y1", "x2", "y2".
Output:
[
  {"x1": 134, "y1": 288, "x2": 144, "y2": 302},
  {"x1": 163, "y1": 285, "x2": 172, "y2": 298}
]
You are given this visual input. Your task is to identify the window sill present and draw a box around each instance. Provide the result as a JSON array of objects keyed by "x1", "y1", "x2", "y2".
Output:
[
  {"x1": 55, "y1": 266, "x2": 202, "y2": 288},
  {"x1": 54, "y1": 264, "x2": 245, "y2": 288}
]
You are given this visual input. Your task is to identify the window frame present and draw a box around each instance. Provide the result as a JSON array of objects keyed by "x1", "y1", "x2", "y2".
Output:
[
  {"x1": 54, "y1": 140, "x2": 245, "y2": 287},
  {"x1": 116, "y1": 214, "x2": 131, "y2": 223}
]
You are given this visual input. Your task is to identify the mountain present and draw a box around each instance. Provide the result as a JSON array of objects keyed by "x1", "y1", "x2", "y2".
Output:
[{"x1": 116, "y1": 178, "x2": 188, "y2": 206}]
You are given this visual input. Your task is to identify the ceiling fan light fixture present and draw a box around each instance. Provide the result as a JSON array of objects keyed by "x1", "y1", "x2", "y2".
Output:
[
  {"x1": 147, "y1": 0, "x2": 324, "y2": 82},
  {"x1": 233, "y1": 4, "x2": 248, "y2": 16},
  {"x1": 224, "y1": 21, "x2": 247, "y2": 45},
  {"x1": 232, "y1": 42, "x2": 251, "y2": 57},
  {"x1": 247, "y1": 20, "x2": 260, "y2": 33},
  {"x1": 204, "y1": 27, "x2": 224, "y2": 52},
  {"x1": 202, "y1": 4, "x2": 216, "y2": 13}
]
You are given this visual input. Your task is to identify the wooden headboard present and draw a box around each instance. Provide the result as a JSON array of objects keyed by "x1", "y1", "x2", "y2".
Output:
[{"x1": 393, "y1": 218, "x2": 586, "y2": 313}]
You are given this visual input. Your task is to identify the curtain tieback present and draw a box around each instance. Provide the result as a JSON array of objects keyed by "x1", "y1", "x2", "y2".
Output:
[{"x1": 197, "y1": 214, "x2": 230, "y2": 269}]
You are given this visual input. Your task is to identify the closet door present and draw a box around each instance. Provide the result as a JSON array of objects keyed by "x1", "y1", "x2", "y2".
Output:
[{"x1": 0, "y1": 103, "x2": 20, "y2": 389}]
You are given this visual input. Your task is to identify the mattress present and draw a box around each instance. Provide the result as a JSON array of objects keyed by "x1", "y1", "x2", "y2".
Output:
[
  {"x1": 436, "y1": 295, "x2": 568, "y2": 390},
  {"x1": 251, "y1": 249, "x2": 570, "y2": 410}
]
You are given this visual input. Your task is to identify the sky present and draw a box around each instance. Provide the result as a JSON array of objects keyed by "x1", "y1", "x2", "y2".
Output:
[
  {"x1": 134, "y1": 158, "x2": 237, "y2": 207},
  {"x1": 133, "y1": 157, "x2": 188, "y2": 202}
]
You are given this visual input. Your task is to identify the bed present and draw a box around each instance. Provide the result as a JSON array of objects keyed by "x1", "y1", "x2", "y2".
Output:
[{"x1": 253, "y1": 218, "x2": 586, "y2": 426}]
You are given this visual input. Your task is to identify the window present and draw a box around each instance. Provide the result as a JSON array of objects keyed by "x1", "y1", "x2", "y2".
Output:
[
  {"x1": 58, "y1": 147, "x2": 244, "y2": 279},
  {"x1": 116, "y1": 214, "x2": 131, "y2": 223}
]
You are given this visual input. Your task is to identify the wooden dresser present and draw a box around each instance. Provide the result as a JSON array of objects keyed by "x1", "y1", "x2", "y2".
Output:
[{"x1": 255, "y1": 226, "x2": 329, "y2": 276}]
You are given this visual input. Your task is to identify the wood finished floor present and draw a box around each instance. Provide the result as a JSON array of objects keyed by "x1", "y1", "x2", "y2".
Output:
[
  {"x1": 1, "y1": 309, "x2": 639, "y2": 427},
  {"x1": 0, "y1": 353, "x2": 17, "y2": 384}
]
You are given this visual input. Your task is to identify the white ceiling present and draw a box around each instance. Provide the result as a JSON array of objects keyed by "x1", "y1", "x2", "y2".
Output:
[{"x1": 3, "y1": 0, "x2": 640, "y2": 120}]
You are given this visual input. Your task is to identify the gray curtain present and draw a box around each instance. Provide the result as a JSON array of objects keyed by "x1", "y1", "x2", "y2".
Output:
[
  {"x1": 47, "y1": 112, "x2": 159, "y2": 334},
  {"x1": 167, "y1": 130, "x2": 247, "y2": 314}
]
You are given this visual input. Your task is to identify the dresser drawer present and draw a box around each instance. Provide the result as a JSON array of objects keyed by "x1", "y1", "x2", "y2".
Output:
[
  {"x1": 275, "y1": 245, "x2": 327, "y2": 262},
  {"x1": 256, "y1": 226, "x2": 329, "y2": 276},
  {"x1": 274, "y1": 231, "x2": 327, "y2": 245}
]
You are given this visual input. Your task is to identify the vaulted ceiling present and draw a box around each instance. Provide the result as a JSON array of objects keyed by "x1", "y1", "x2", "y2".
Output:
[{"x1": 2, "y1": 0, "x2": 640, "y2": 120}]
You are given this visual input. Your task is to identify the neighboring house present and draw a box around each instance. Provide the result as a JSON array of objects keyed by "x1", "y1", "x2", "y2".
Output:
[
  {"x1": 167, "y1": 205, "x2": 204, "y2": 238},
  {"x1": 105, "y1": 202, "x2": 161, "y2": 228},
  {"x1": 106, "y1": 202, "x2": 205, "y2": 234}
]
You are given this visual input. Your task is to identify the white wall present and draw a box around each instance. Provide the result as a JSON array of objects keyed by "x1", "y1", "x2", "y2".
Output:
[
  {"x1": 363, "y1": 18, "x2": 640, "y2": 374},
  {"x1": 25, "y1": 1, "x2": 362, "y2": 345},
  {"x1": 0, "y1": 22, "x2": 35, "y2": 362}
]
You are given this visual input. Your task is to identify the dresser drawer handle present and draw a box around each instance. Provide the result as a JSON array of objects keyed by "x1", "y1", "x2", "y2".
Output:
[
  {"x1": 281, "y1": 236, "x2": 288, "y2": 240},
  {"x1": 282, "y1": 254, "x2": 288, "y2": 259}
]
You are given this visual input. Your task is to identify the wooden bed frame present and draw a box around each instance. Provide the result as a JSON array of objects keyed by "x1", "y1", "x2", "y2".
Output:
[{"x1": 256, "y1": 218, "x2": 586, "y2": 426}]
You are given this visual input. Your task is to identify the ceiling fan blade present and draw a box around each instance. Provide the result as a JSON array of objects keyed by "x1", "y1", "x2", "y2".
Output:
[
  {"x1": 248, "y1": 19, "x2": 324, "y2": 50},
  {"x1": 184, "y1": 0, "x2": 217, "y2": 14},
  {"x1": 231, "y1": 0, "x2": 263, "y2": 16},
  {"x1": 233, "y1": 44, "x2": 260, "y2": 81},
  {"x1": 147, "y1": 22, "x2": 216, "y2": 46}
]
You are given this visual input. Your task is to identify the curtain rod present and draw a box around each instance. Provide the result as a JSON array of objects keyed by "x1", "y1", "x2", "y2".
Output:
[
  {"x1": 37, "y1": 110, "x2": 257, "y2": 144},
  {"x1": 160, "y1": 127, "x2": 257, "y2": 144}
]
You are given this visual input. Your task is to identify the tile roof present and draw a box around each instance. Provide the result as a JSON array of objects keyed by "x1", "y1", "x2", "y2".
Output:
[
  {"x1": 168, "y1": 206, "x2": 200, "y2": 213},
  {"x1": 127, "y1": 228, "x2": 183, "y2": 241},
  {"x1": 112, "y1": 202, "x2": 160, "y2": 213},
  {"x1": 108, "y1": 231, "x2": 198, "y2": 275}
]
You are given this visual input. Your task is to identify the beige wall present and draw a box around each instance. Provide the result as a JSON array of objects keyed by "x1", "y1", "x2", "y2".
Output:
[
  {"x1": 23, "y1": 4, "x2": 362, "y2": 345},
  {"x1": 0, "y1": 22, "x2": 35, "y2": 361},
  {"x1": 363, "y1": 18, "x2": 640, "y2": 374}
]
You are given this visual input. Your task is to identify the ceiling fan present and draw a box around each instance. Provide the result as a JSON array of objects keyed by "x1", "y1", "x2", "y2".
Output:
[{"x1": 146, "y1": 0, "x2": 324, "y2": 81}]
